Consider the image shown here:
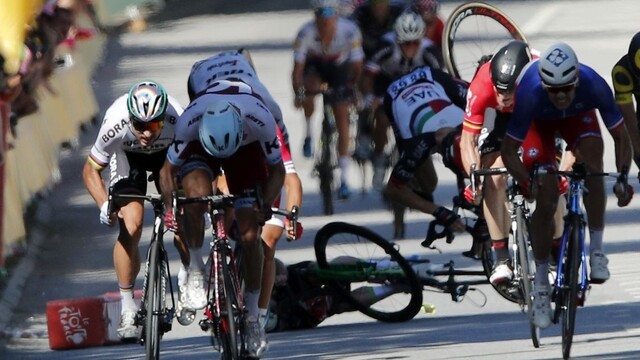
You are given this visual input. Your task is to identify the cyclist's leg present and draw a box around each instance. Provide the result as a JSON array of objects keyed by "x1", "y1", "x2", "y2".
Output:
[
  {"x1": 301, "y1": 62, "x2": 323, "y2": 157},
  {"x1": 259, "y1": 221, "x2": 284, "y2": 317}
]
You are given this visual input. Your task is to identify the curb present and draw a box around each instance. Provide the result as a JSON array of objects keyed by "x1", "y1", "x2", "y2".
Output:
[{"x1": 0, "y1": 200, "x2": 52, "y2": 340}]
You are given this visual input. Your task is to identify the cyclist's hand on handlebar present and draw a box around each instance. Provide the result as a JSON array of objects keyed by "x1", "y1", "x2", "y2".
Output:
[
  {"x1": 99, "y1": 201, "x2": 113, "y2": 226},
  {"x1": 463, "y1": 184, "x2": 482, "y2": 206},
  {"x1": 164, "y1": 208, "x2": 178, "y2": 232},
  {"x1": 285, "y1": 218, "x2": 303, "y2": 240},
  {"x1": 433, "y1": 206, "x2": 465, "y2": 233},
  {"x1": 613, "y1": 180, "x2": 634, "y2": 207},
  {"x1": 294, "y1": 87, "x2": 305, "y2": 109}
]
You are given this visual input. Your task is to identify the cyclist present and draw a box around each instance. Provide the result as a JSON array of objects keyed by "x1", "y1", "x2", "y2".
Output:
[
  {"x1": 361, "y1": 11, "x2": 441, "y2": 191},
  {"x1": 292, "y1": 0, "x2": 364, "y2": 199},
  {"x1": 612, "y1": 31, "x2": 640, "y2": 174},
  {"x1": 410, "y1": 0, "x2": 445, "y2": 52},
  {"x1": 382, "y1": 65, "x2": 468, "y2": 233},
  {"x1": 159, "y1": 79, "x2": 285, "y2": 358},
  {"x1": 349, "y1": 0, "x2": 405, "y2": 60},
  {"x1": 81, "y1": 81, "x2": 184, "y2": 339},
  {"x1": 501, "y1": 42, "x2": 634, "y2": 329},
  {"x1": 460, "y1": 41, "x2": 536, "y2": 285},
  {"x1": 186, "y1": 50, "x2": 304, "y2": 350}
]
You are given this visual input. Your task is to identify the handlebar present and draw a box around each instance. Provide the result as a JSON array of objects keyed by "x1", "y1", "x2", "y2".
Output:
[
  {"x1": 107, "y1": 187, "x2": 164, "y2": 216},
  {"x1": 271, "y1": 205, "x2": 300, "y2": 241}
]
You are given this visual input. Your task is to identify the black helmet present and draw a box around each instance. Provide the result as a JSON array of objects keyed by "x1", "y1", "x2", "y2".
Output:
[
  {"x1": 628, "y1": 32, "x2": 640, "y2": 78},
  {"x1": 490, "y1": 40, "x2": 531, "y2": 92}
]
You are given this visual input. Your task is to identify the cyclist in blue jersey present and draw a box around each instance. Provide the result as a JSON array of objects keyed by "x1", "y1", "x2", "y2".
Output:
[{"x1": 501, "y1": 42, "x2": 634, "y2": 329}]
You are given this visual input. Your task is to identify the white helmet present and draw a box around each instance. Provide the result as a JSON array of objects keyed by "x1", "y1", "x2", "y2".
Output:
[
  {"x1": 199, "y1": 101, "x2": 244, "y2": 158},
  {"x1": 310, "y1": 0, "x2": 339, "y2": 10},
  {"x1": 395, "y1": 12, "x2": 426, "y2": 43},
  {"x1": 538, "y1": 42, "x2": 579, "y2": 86}
]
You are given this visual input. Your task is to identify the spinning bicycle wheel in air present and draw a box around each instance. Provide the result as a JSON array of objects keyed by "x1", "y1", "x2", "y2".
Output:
[
  {"x1": 314, "y1": 222, "x2": 423, "y2": 322},
  {"x1": 443, "y1": 1, "x2": 528, "y2": 82}
]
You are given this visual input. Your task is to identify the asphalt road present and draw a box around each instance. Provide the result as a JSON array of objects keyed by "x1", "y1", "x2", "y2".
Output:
[{"x1": 2, "y1": 1, "x2": 640, "y2": 359}]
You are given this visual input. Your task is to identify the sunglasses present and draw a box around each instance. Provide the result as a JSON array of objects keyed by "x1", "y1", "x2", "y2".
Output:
[
  {"x1": 131, "y1": 118, "x2": 164, "y2": 132},
  {"x1": 315, "y1": 7, "x2": 337, "y2": 17},
  {"x1": 543, "y1": 80, "x2": 577, "y2": 94},
  {"x1": 399, "y1": 39, "x2": 421, "y2": 46}
]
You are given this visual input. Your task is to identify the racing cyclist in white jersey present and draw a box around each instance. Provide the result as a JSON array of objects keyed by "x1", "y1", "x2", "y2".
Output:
[
  {"x1": 292, "y1": 0, "x2": 364, "y2": 199},
  {"x1": 82, "y1": 81, "x2": 184, "y2": 339},
  {"x1": 361, "y1": 11, "x2": 441, "y2": 192},
  {"x1": 186, "y1": 49, "x2": 303, "y2": 349},
  {"x1": 382, "y1": 66, "x2": 468, "y2": 233},
  {"x1": 159, "y1": 79, "x2": 285, "y2": 358}
]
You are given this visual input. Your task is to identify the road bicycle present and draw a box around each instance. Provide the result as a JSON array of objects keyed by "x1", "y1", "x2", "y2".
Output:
[
  {"x1": 471, "y1": 166, "x2": 539, "y2": 348},
  {"x1": 313, "y1": 217, "x2": 495, "y2": 323},
  {"x1": 108, "y1": 191, "x2": 176, "y2": 360},
  {"x1": 173, "y1": 192, "x2": 299, "y2": 359},
  {"x1": 443, "y1": 1, "x2": 528, "y2": 82},
  {"x1": 537, "y1": 162, "x2": 626, "y2": 359},
  {"x1": 313, "y1": 89, "x2": 338, "y2": 216}
]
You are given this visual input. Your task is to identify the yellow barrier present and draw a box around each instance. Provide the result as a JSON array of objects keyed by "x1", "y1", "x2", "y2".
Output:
[{"x1": 2, "y1": 16, "x2": 105, "y2": 257}]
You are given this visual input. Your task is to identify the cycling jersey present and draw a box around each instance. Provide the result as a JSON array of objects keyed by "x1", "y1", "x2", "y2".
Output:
[
  {"x1": 611, "y1": 54, "x2": 640, "y2": 106},
  {"x1": 293, "y1": 17, "x2": 364, "y2": 66},
  {"x1": 365, "y1": 34, "x2": 440, "y2": 90},
  {"x1": 463, "y1": 62, "x2": 512, "y2": 134},
  {"x1": 349, "y1": 1, "x2": 405, "y2": 58},
  {"x1": 168, "y1": 80, "x2": 281, "y2": 167},
  {"x1": 506, "y1": 60, "x2": 624, "y2": 143},
  {"x1": 187, "y1": 50, "x2": 290, "y2": 148}
]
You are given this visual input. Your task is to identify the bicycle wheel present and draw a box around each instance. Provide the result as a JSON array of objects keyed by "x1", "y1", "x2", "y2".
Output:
[
  {"x1": 218, "y1": 245, "x2": 244, "y2": 359},
  {"x1": 562, "y1": 215, "x2": 581, "y2": 359},
  {"x1": 314, "y1": 222, "x2": 423, "y2": 322},
  {"x1": 316, "y1": 104, "x2": 335, "y2": 215},
  {"x1": 144, "y1": 240, "x2": 162, "y2": 360},
  {"x1": 480, "y1": 238, "x2": 521, "y2": 304},
  {"x1": 443, "y1": 2, "x2": 528, "y2": 82},
  {"x1": 514, "y1": 208, "x2": 539, "y2": 348}
]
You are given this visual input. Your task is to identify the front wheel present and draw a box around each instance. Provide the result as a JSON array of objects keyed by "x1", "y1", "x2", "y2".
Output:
[
  {"x1": 561, "y1": 216, "x2": 581, "y2": 359},
  {"x1": 514, "y1": 209, "x2": 539, "y2": 348},
  {"x1": 144, "y1": 241, "x2": 162, "y2": 360},
  {"x1": 443, "y1": 1, "x2": 528, "y2": 82},
  {"x1": 314, "y1": 222, "x2": 423, "y2": 322},
  {"x1": 218, "y1": 246, "x2": 244, "y2": 359}
]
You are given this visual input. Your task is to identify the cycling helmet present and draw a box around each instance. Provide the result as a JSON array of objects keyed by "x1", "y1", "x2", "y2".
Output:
[
  {"x1": 627, "y1": 32, "x2": 640, "y2": 78},
  {"x1": 127, "y1": 81, "x2": 168, "y2": 123},
  {"x1": 199, "y1": 101, "x2": 244, "y2": 158},
  {"x1": 490, "y1": 40, "x2": 532, "y2": 92},
  {"x1": 538, "y1": 42, "x2": 579, "y2": 86},
  {"x1": 395, "y1": 12, "x2": 426, "y2": 43},
  {"x1": 310, "y1": 0, "x2": 339, "y2": 10},
  {"x1": 412, "y1": 0, "x2": 440, "y2": 16}
]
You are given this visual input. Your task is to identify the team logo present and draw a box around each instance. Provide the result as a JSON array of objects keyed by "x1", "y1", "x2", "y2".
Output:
[
  {"x1": 545, "y1": 48, "x2": 570, "y2": 67},
  {"x1": 527, "y1": 147, "x2": 539, "y2": 158}
]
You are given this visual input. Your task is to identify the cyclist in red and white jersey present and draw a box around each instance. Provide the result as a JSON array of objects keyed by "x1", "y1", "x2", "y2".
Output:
[
  {"x1": 361, "y1": 11, "x2": 441, "y2": 191},
  {"x1": 159, "y1": 79, "x2": 285, "y2": 358},
  {"x1": 82, "y1": 81, "x2": 183, "y2": 339},
  {"x1": 382, "y1": 65, "x2": 468, "y2": 232},
  {"x1": 410, "y1": 0, "x2": 445, "y2": 56},
  {"x1": 292, "y1": 0, "x2": 364, "y2": 199}
]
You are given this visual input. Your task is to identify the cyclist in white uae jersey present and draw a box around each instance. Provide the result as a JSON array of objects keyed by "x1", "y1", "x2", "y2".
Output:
[
  {"x1": 382, "y1": 66, "x2": 468, "y2": 233},
  {"x1": 292, "y1": 0, "x2": 364, "y2": 199},
  {"x1": 82, "y1": 81, "x2": 184, "y2": 339},
  {"x1": 159, "y1": 79, "x2": 285, "y2": 357}
]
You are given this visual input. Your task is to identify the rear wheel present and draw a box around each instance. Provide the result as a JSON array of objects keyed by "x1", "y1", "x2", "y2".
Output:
[
  {"x1": 562, "y1": 216, "x2": 581, "y2": 359},
  {"x1": 314, "y1": 222, "x2": 423, "y2": 322},
  {"x1": 443, "y1": 1, "x2": 528, "y2": 82},
  {"x1": 144, "y1": 241, "x2": 162, "y2": 360},
  {"x1": 317, "y1": 105, "x2": 335, "y2": 215}
]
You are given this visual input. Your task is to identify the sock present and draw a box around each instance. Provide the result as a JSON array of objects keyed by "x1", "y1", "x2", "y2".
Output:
[
  {"x1": 589, "y1": 228, "x2": 604, "y2": 254},
  {"x1": 189, "y1": 247, "x2": 204, "y2": 270},
  {"x1": 535, "y1": 261, "x2": 550, "y2": 288},
  {"x1": 245, "y1": 288, "x2": 261, "y2": 318},
  {"x1": 120, "y1": 285, "x2": 137, "y2": 313},
  {"x1": 339, "y1": 156, "x2": 350, "y2": 184},
  {"x1": 492, "y1": 238, "x2": 510, "y2": 263},
  {"x1": 178, "y1": 264, "x2": 188, "y2": 287},
  {"x1": 258, "y1": 308, "x2": 269, "y2": 327}
]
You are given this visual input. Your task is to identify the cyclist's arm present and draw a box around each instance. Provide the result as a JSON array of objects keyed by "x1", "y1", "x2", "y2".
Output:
[
  {"x1": 609, "y1": 122, "x2": 633, "y2": 174},
  {"x1": 501, "y1": 136, "x2": 528, "y2": 184},
  {"x1": 618, "y1": 101, "x2": 640, "y2": 167},
  {"x1": 460, "y1": 130, "x2": 480, "y2": 177},
  {"x1": 263, "y1": 161, "x2": 286, "y2": 210},
  {"x1": 82, "y1": 160, "x2": 107, "y2": 208},
  {"x1": 291, "y1": 61, "x2": 305, "y2": 96},
  {"x1": 159, "y1": 159, "x2": 179, "y2": 209}
]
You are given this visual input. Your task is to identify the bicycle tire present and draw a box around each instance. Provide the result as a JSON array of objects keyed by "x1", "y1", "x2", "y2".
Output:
[
  {"x1": 145, "y1": 240, "x2": 162, "y2": 360},
  {"x1": 562, "y1": 215, "x2": 581, "y2": 359},
  {"x1": 314, "y1": 222, "x2": 423, "y2": 322},
  {"x1": 218, "y1": 245, "x2": 243, "y2": 360},
  {"x1": 480, "y1": 240, "x2": 520, "y2": 304},
  {"x1": 514, "y1": 207, "x2": 539, "y2": 348},
  {"x1": 443, "y1": 1, "x2": 528, "y2": 82},
  {"x1": 317, "y1": 106, "x2": 334, "y2": 215}
]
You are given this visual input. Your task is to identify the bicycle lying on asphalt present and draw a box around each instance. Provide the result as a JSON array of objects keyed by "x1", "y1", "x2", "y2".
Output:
[{"x1": 108, "y1": 191, "x2": 176, "y2": 360}]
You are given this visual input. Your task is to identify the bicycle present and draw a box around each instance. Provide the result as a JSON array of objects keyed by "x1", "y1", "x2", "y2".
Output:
[
  {"x1": 107, "y1": 191, "x2": 176, "y2": 360},
  {"x1": 313, "y1": 89, "x2": 338, "y2": 216},
  {"x1": 537, "y1": 162, "x2": 625, "y2": 359},
  {"x1": 471, "y1": 166, "x2": 540, "y2": 348},
  {"x1": 443, "y1": 1, "x2": 528, "y2": 82},
  {"x1": 173, "y1": 192, "x2": 299, "y2": 359},
  {"x1": 313, "y1": 218, "x2": 495, "y2": 323}
]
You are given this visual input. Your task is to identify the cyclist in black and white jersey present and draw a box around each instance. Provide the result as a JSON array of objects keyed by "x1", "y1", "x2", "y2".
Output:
[
  {"x1": 382, "y1": 65, "x2": 468, "y2": 232},
  {"x1": 292, "y1": 0, "x2": 364, "y2": 199},
  {"x1": 361, "y1": 11, "x2": 441, "y2": 190},
  {"x1": 82, "y1": 81, "x2": 184, "y2": 340}
]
